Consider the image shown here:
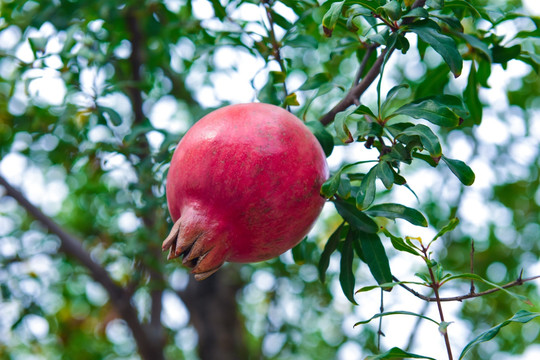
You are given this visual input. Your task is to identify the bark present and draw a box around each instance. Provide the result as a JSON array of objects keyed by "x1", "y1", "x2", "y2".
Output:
[{"x1": 179, "y1": 267, "x2": 248, "y2": 360}]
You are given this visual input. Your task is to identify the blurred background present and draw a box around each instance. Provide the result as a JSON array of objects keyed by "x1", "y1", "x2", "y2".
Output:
[{"x1": 0, "y1": 0, "x2": 539, "y2": 359}]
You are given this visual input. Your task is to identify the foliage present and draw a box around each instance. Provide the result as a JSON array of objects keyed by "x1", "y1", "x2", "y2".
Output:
[{"x1": 0, "y1": 0, "x2": 539, "y2": 359}]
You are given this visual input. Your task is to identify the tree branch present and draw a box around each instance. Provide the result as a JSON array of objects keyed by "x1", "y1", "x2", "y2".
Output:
[
  {"x1": 393, "y1": 275, "x2": 540, "y2": 302},
  {"x1": 0, "y1": 174, "x2": 160, "y2": 359},
  {"x1": 319, "y1": 46, "x2": 393, "y2": 125},
  {"x1": 318, "y1": 0, "x2": 427, "y2": 125},
  {"x1": 0, "y1": 175, "x2": 123, "y2": 299}
]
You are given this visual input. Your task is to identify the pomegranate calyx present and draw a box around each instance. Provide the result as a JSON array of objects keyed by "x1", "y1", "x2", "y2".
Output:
[{"x1": 162, "y1": 208, "x2": 228, "y2": 280}]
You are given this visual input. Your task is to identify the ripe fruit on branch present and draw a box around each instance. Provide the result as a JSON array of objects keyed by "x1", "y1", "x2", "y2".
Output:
[{"x1": 162, "y1": 103, "x2": 328, "y2": 280}]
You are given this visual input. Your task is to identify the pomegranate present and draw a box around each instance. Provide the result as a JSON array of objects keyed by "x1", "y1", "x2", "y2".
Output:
[{"x1": 162, "y1": 103, "x2": 328, "y2": 280}]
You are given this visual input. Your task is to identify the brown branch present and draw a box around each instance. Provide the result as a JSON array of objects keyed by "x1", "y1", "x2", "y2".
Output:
[
  {"x1": 393, "y1": 275, "x2": 540, "y2": 302},
  {"x1": 319, "y1": 46, "x2": 392, "y2": 125},
  {"x1": 318, "y1": 0, "x2": 428, "y2": 125},
  {"x1": 0, "y1": 174, "x2": 161, "y2": 360},
  {"x1": 426, "y1": 259, "x2": 453, "y2": 360},
  {"x1": 353, "y1": 44, "x2": 377, "y2": 87}
]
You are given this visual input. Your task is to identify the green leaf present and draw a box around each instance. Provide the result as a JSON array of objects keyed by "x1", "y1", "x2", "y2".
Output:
[
  {"x1": 408, "y1": 19, "x2": 463, "y2": 77},
  {"x1": 366, "y1": 203, "x2": 428, "y2": 227},
  {"x1": 380, "y1": 1, "x2": 402, "y2": 21},
  {"x1": 321, "y1": 172, "x2": 341, "y2": 198},
  {"x1": 99, "y1": 106, "x2": 123, "y2": 126},
  {"x1": 366, "y1": 347, "x2": 436, "y2": 360},
  {"x1": 209, "y1": 0, "x2": 227, "y2": 20},
  {"x1": 322, "y1": 1, "x2": 345, "y2": 37},
  {"x1": 401, "y1": 124, "x2": 442, "y2": 157},
  {"x1": 284, "y1": 92, "x2": 300, "y2": 106},
  {"x1": 291, "y1": 237, "x2": 307, "y2": 264},
  {"x1": 270, "y1": 10, "x2": 293, "y2": 30},
  {"x1": 492, "y1": 44, "x2": 521, "y2": 64},
  {"x1": 381, "y1": 228, "x2": 420, "y2": 255},
  {"x1": 392, "y1": 97, "x2": 461, "y2": 127},
  {"x1": 458, "y1": 33, "x2": 492, "y2": 62},
  {"x1": 355, "y1": 311, "x2": 440, "y2": 327},
  {"x1": 300, "y1": 73, "x2": 332, "y2": 90},
  {"x1": 305, "y1": 121, "x2": 334, "y2": 157},
  {"x1": 459, "y1": 310, "x2": 540, "y2": 360},
  {"x1": 358, "y1": 231, "x2": 393, "y2": 286},
  {"x1": 334, "y1": 200, "x2": 379, "y2": 234},
  {"x1": 381, "y1": 84, "x2": 410, "y2": 118},
  {"x1": 432, "y1": 217, "x2": 459, "y2": 242},
  {"x1": 463, "y1": 62, "x2": 483, "y2": 125},
  {"x1": 376, "y1": 162, "x2": 394, "y2": 190},
  {"x1": 334, "y1": 106, "x2": 355, "y2": 143},
  {"x1": 28, "y1": 36, "x2": 47, "y2": 56},
  {"x1": 321, "y1": 160, "x2": 378, "y2": 198},
  {"x1": 441, "y1": 155, "x2": 475, "y2": 185},
  {"x1": 356, "y1": 280, "x2": 426, "y2": 293},
  {"x1": 339, "y1": 229, "x2": 357, "y2": 304},
  {"x1": 356, "y1": 166, "x2": 377, "y2": 209},
  {"x1": 318, "y1": 223, "x2": 344, "y2": 283}
]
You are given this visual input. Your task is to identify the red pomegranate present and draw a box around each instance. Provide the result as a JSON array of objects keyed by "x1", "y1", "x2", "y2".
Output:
[{"x1": 162, "y1": 103, "x2": 328, "y2": 280}]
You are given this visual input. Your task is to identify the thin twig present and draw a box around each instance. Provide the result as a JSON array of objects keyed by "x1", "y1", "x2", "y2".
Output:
[
  {"x1": 426, "y1": 261, "x2": 454, "y2": 360},
  {"x1": 392, "y1": 275, "x2": 540, "y2": 302},
  {"x1": 262, "y1": 0, "x2": 289, "y2": 103},
  {"x1": 319, "y1": 46, "x2": 392, "y2": 125},
  {"x1": 353, "y1": 45, "x2": 377, "y2": 87},
  {"x1": 470, "y1": 240, "x2": 475, "y2": 294},
  {"x1": 378, "y1": 289, "x2": 385, "y2": 350}
]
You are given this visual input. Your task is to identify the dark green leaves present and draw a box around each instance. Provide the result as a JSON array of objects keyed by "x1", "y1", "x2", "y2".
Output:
[
  {"x1": 366, "y1": 203, "x2": 428, "y2": 227},
  {"x1": 305, "y1": 121, "x2": 334, "y2": 157},
  {"x1": 442, "y1": 155, "x2": 475, "y2": 185},
  {"x1": 366, "y1": 347, "x2": 436, "y2": 360},
  {"x1": 463, "y1": 62, "x2": 483, "y2": 125},
  {"x1": 334, "y1": 200, "x2": 378, "y2": 234},
  {"x1": 356, "y1": 166, "x2": 377, "y2": 209},
  {"x1": 340, "y1": 229, "x2": 358, "y2": 304},
  {"x1": 400, "y1": 124, "x2": 442, "y2": 157},
  {"x1": 459, "y1": 310, "x2": 540, "y2": 360},
  {"x1": 322, "y1": 1, "x2": 345, "y2": 37},
  {"x1": 358, "y1": 231, "x2": 393, "y2": 287},
  {"x1": 318, "y1": 223, "x2": 344, "y2": 283},
  {"x1": 392, "y1": 95, "x2": 464, "y2": 127},
  {"x1": 408, "y1": 19, "x2": 463, "y2": 77}
]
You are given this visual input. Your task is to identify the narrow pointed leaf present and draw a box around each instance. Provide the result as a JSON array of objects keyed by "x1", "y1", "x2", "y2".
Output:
[
  {"x1": 381, "y1": 228, "x2": 420, "y2": 255},
  {"x1": 442, "y1": 156, "x2": 475, "y2": 185},
  {"x1": 392, "y1": 97, "x2": 461, "y2": 127},
  {"x1": 334, "y1": 200, "x2": 378, "y2": 234},
  {"x1": 401, "y1": 124, "x2": 442, "y2": 157},
  {"x1": 354, "y1": 311, "x2": 440, "y2": 327},
  {"x1": 464, "y1": 62, "x2": 483, "y2": 125},
  {"x1": 306, "y1": 121, "x2": 334, "y2": 157},
  {"x1": 322, "y1": 1, "x2": 345, "y2": 37},
  {"x1": 356, "y1": 166, "x2": 377, "y2": 209},
  {"x1": 335, "y1": 106, "x2": 355, "y2": 143},
  {"x1": 459, "y1": 310, "x2": 540, "y2": 360},
  {"x1": 432, "y1": 217, "x2": 459, "y2": 242},
  {"x1": 358, "y1": 231, "x2": 393, "y2": 286},
  {"x1": 339, "y1": 230, "x2": 357, "y2": 304},
  {"x1": 366, "y1": 203, "x2": 428, "y2": 227},
  {"x1": 408, "y1": 19, "x2": 463, "y2": 77},
  {"x1": 365, "y1": 347, "x2": 436, "y2": 360},
  {"x1": 318, "y1": 222, "x2": 345, "y2": 283}
]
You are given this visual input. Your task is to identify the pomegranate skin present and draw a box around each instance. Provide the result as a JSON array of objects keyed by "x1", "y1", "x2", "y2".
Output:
[{"x1": 163, "y1": 103, "x2": 328, "y2": 279}]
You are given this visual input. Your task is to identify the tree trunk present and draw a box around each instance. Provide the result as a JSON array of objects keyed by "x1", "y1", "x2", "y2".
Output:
[{"x1": 180, "y1": 266, "x2": 248, "y2": 360}]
